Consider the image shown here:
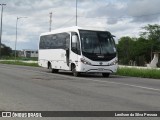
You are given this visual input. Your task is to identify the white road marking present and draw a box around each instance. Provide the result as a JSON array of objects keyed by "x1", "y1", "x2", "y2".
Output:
[
  {"x1": 81, "y1": 78, "x2": 160, "y2": 92},
  {"x1": 37, "y1": 71, "x2": 160, "y2": 92}
]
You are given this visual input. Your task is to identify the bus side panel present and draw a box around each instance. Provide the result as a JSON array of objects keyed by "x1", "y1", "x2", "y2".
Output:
[{"x1": 38, "y1": 49, "x2": 70, "y2": 70}]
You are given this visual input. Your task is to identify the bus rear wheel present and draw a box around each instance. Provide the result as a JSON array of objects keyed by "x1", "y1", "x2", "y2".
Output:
[
  {"x1": 48, "y1": 63, "x2": 58, "y2": 73},
  {"x1": 102, "y1": 73, "x2": 110, "y2": 77},
  {"x1": 52, "y1": 69, "x2": 59, "y2": 73}
]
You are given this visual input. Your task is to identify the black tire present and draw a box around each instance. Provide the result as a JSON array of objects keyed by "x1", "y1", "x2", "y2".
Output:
[
  {"x1": 102, "y1": 73, "x2": 110, "y2": 77},
  {"x1": 48, "y1": 64, "x2": 53, "y2": 73},
  {"x1": 52, "y1": 69, "x2": 59, "y2": 73},
  {"x1": 72, "y1": 65, "x2": 80, "y2": 77},
  {"x1": 48, "y1": 63, "x2": 58, "y2": 73}
]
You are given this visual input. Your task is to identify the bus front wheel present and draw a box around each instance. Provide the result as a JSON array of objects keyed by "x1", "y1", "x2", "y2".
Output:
[{"x1": 72, "y1": 65, "x2": 80, "y2": 77}]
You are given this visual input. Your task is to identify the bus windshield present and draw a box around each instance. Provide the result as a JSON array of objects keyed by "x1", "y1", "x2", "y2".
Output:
[
  {"x1": 79, "y1": 30, "x2": 116, "y2": 55},
  {"x1": 79, "y1": 30, "x2": 116, "y2": 61}
]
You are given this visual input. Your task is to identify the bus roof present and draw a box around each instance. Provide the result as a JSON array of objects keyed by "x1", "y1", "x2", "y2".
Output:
[
  {"x1": 40, "y1": 26, "x2": 109, "y2": 36},
  {"x1": 40, "y1": 26, "x2": 80, "y2": 36}
]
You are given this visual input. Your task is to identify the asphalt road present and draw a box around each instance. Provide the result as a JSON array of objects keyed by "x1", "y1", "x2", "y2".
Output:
[{"x1": 0, "y1": 64, "x2": 160, "y2": 120}]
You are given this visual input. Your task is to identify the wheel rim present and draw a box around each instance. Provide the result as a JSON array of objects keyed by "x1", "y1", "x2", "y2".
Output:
[
  {"x1": 72, "y1": 65, "x2": 78, "y2": 76},
  {"x1": 49, "y1": 64, "x2": 52, "y2": 72}
]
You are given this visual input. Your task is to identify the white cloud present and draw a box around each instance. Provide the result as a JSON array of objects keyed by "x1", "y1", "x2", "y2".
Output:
[{"x1": 1, "y1": 0, "x2": 160, "y2": 50}]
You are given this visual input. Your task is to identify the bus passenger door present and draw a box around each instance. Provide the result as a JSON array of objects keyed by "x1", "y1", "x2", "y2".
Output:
[
  {"x1": 66, "y1": 48, "x2": 69, "y2": 66},
  {"x1": 65, "y1": 34, "x2": 70, "y2": 66},
  {"x1": 70, "y1": 32, "x2": 81, "y2": 67}
]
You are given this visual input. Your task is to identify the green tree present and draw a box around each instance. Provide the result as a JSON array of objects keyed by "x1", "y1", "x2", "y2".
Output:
[
  {"x1": 118, "y1": 37, "x2": 150, "y2": 65},
  {"x1": 134, "y1": 37, "x2": 151, "y2": 65},
  {"x1": 118, "y1": 24, "x2": 160, "y2": 66},
  {"x1": 117, "y1": 36, "x2": 135, "y2": 65},
  {"x1": 140, "y1": 24, "x2": 160, "y2": 52},
  {"x1": 1, "y1": 44, "x2": 12, "y2": 57}
]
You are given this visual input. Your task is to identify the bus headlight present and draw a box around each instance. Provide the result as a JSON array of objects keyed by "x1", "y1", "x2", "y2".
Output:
[
  {"x1": 109, "y1": 59, "x2": 118, "y2": 66},
  {"x1": 80, "y1": 58, "x2": 92, "y2": 65}
]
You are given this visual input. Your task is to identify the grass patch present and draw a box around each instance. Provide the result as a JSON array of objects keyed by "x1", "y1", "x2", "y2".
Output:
[
  {"x1": 1, "y1": 57, "x2": 38, "y2": 61},
  {"x1": 1, "y1": 60, "x2": 160, "y2": 79},
  {"x1": 0, "y1": 60, "x2": 39, "y2": 67},
  {"x1": 117, "y1": 67, "x2": 160, "y2": 79}
]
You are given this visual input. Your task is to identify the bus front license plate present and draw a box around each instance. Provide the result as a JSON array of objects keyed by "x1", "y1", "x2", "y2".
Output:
[{"x1": 98, "y1": 68, "x2": 104, "y2": 71}]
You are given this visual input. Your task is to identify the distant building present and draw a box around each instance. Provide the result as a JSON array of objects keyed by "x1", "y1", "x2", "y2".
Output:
[{"x1": 20, "y1": 49, "x2": 38, "y2": 58}]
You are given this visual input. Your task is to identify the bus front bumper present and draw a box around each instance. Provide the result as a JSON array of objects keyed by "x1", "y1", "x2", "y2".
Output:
[{"x1": 76, "y1": 63, "x2": 118, "y2": 73}]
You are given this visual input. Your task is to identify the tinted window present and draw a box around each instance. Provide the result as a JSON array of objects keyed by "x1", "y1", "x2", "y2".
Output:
[
  {"x1": 71, "y1": 32, "x2": 81, "y2": 55},
  {"x1": 79, "y1": 30, "x2": 116, "y2": 61},
  {"x1": 80, "y1": 30, "x2": 116, "y2": 54},
  {"x1": 39, "y1": 33, "x2": 70, "y2": 49}
]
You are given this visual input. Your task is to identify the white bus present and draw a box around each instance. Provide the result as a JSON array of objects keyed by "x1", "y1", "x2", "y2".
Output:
[{"x1": 38, "y1": 26, "x2": 118, "y2": 77}]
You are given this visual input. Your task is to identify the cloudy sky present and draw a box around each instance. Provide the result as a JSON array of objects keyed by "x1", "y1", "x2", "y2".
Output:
[{"x1": 1, "y1": 0, "x2": 160, "y2": 50}]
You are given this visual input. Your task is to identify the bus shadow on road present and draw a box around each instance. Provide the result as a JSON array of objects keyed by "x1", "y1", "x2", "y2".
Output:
[
  {"x1": 60, "y1": 72, "x2": 102, "y2": 78},
  {"x1": 46, "y1": 70, "x2": 120, "y2": 78}
]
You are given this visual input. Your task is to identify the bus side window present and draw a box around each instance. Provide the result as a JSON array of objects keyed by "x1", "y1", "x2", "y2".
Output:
[{"x1": 71, "y1": 32, "x2": 80, "y2": 55}]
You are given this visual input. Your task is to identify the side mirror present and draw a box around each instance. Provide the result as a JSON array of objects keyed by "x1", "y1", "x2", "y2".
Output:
[
  {"x1": 112, "y1": 35, "x2": 118, "y2": 44},
  {"x1": 72, "y1": 35, "x2": 78, "y2": 43},
  {"x1": 112, "y1": 35, "x2": 116, "y2": 37}
]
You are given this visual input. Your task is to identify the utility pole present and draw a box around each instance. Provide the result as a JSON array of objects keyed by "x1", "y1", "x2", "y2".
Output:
[
  {"x1": 15, "y1": 16, "x2": 27, "y2": 61},
  {"x1": 49, "y1": 12, "x2": 52, "y2": 31},
  {"x1": 76, "y1": 0, "x2": 77, "y2": 26},
  {"x1": 0, "y1": 4, "x2": 6, "y2": 59}
]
